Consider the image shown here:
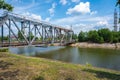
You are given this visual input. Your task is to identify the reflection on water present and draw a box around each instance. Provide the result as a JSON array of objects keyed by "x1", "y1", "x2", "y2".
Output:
[{"x1": 9, "y1": 46, "x2": 120, "y2": 71}]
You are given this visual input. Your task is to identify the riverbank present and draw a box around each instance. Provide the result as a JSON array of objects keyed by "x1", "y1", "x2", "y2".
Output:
[
  {"x1": 70, "y1": 42, "x2": 120, "y2": 49},
  {"x1": 0, "y1": 52, "x2": 120, "y2": 80}
]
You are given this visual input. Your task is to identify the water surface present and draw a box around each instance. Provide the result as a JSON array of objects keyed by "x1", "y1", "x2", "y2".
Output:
[{"x1": 9, "y1": 46, "x2": 120, "y2": 71}]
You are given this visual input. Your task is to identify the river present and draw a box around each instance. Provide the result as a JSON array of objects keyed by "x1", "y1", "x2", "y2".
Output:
[{"x1": 9, "y1": 46, "x2": 120, "y2": 71}]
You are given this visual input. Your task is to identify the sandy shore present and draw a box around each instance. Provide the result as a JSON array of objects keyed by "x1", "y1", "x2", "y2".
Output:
[{"x1": 70, "y1": 42, "x2": 120, "y2": 49}]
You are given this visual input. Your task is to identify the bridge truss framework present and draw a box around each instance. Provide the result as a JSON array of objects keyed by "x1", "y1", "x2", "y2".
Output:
[{"x1": 0, "y1": 12, "x2": 74, "y2": 47}]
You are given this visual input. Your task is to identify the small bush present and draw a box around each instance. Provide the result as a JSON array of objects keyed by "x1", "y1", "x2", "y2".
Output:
[
  {"x1": 0, "y1": 48, "x2": 9, "y2": 52},
  {"x1": 65, "y1": 77, "x2": 74, "y2": 80},
  {"x1": 86, "y1": 62, "x2": 92, "y2": 67},
  {"x1": 33, "y1": 76, "x2": 44, "y2": 80}
]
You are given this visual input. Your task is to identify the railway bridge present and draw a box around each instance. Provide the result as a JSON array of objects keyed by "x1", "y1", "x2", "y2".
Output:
[{"x1": 0, "y1": 11, "x2": 74, "y2": 47}]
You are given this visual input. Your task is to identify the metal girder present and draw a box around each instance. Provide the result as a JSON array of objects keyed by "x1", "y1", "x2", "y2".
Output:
[
  {"x1": 5, "y1": 22, "x2": 20, "y2": 42},
  {"x1": 0, "y1": 12, "x2": 74, "y2": 47},
  {"x1": 11, "y1": 19, "x2": 29, "y2": 44}
]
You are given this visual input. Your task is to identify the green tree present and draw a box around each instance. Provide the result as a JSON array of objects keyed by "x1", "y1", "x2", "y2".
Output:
[
  {"x1": 118, "y1": 31, "x2": 120, "y2": 42},
  {"x1": 0, "y1": 36, "x2": 8, "y2": 41},
  {"x1": 78, "y1": 31, "x2": 87, "y2": 42},
  {"x1": 27, "y1": 32, "x2": 34, "y2": 40},
  {"x1": 72, "y1": 34, "x2": 78, "y2": 40},
  {"x1": 98, "y1": 28, "x2": 113, "y2": 43},
  {"x1": 18, "y1": 30, "x2": 24, "y2": 40},
  {"x1": 98, "y1": 37, "x2": 104, "y2": 43},
  {"x1": 112, "y1": 31, "x2": 119, "y2": 43},
  {"x1": 88, "y1": 30, "x2": 100, "y2": 43},
  {"x1": 0, "y1": 0, "x2": 13, "y2": 11}
]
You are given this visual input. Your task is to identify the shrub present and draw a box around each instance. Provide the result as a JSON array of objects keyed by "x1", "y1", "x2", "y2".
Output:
[
  {"x1": 34, "y1": 76, "x2": 44, "y2": 80},
  {"x1": 0, "y1": 48, "x2": 9, "y2": 52}
]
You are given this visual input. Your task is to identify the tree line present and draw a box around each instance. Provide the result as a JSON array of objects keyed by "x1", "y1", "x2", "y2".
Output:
[{"x1": 78, "y1": 28, "x2": 120, "y2": 43}]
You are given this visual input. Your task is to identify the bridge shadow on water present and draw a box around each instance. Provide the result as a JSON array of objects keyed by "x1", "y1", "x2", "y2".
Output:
[{"x1": 83, "y1": 69, "x2": 120, "y2": 80}]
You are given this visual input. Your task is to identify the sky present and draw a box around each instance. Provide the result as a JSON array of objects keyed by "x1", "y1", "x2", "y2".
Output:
[{"x1": 3, "y1": 0, "x2": 117, "y2": 34}]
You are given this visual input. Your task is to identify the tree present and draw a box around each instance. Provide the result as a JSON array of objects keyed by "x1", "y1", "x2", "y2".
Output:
[
  {"x1": 118, "y1": 31, "x2": 120, "y2": 41},
  {"x1": 78, "y1": 31, "x2": 87, "y2": 42},
  {"x1": 27, "y1": 32, "x2": 34, "y2": 40},
  {"x1": 88, "y1": 30, "x2": 100, "y2": 43},
  {"x1": 112, "y1": 31, "x2": 120, "y2": 43},
  {"x1": 18, "y1": 30, "x2": 24, "y2": 40},
  {"x1": 0, "y1": 0, "x2": 13, "y2": 11},
  {"x1": 98, "y1": 29, "x2": 113, "y2": 43},
  {"x1": 72, "y1": 34, "x2": 77, "y2": 40}
]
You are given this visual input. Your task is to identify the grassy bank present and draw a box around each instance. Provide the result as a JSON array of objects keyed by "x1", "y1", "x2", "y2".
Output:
[
  {"x1": 0, "y1": 52, "x2": 120, "y2": 80},
  {"x1": 70, "y1": 42, "x2": 120, "y2": 49}
]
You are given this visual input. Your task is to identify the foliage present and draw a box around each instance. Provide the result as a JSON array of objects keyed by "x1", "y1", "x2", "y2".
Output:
[
  {"x1": 86, "y1": 62, "x2": 92, "y2": 67},
  {"x1": 0, "y1": 36, "x2": 8, "y2": 41},
  {"x1": 72, "y1": 34, "x2": 77, "y2": 40},
  {"x1": 98, "y1": 29, "x2": 113, "y2": 43},
  {"x1": 116, "y1": 0, "x2": 120, "y2": 6},
  {"x1": 34, "y1": 76, "x2": 44, "y2": 80},
  {"x1": 18, "y1": 30, "x2": 24, "y2": 40},
  {"x1": 78, "y1": 31, "x2": 87, "y2": 42},
  {"x1": 0, "y1": 48, "x2": 8, "y2": 52},
  {"x1": 88, "y1": 30, "x2": 100, "y2": 43},
  {"x1": 27, "y1": 32, "x2": 34, "y2": 40},
  {"x1": 112, "y1": 31, "x2": 119, "y2": 43},
  {"x1": 0, "y1": 0, "x2": 13, "y2": 11},
  {"x1": 78, "y1": 28, "x2": 120, "y2": 43}
]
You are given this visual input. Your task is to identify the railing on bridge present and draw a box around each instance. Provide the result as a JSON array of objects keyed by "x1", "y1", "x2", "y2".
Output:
[{"x1": 0, "y1": 11, "x2": 75, "y2": 47}]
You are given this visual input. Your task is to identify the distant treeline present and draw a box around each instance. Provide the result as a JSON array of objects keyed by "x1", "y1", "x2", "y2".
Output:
[{"x1": 77, "y1": 28, "x2": 120, "y2": 43}]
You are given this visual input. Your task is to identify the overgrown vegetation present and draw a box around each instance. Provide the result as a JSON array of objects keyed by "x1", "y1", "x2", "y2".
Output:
[
  {"x1": 0, "y1": 0, "x2": 13, "y2": 11},
  {"x1": 0, "y1": 52, "x2": 120, "y2": 80},
  {"x1": 0, "y1": 36, "x2": 9, "y2": 41},
  {"x1": 0, "y1": 48, "x2": 8, "y2": 52},
  {"x1": 78, "y1": 28, "x2": 120, "y2": 43}
]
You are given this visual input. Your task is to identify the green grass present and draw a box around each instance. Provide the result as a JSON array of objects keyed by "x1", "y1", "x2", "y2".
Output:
[{"x1": 0, "y1": 52, "x2": 120, "y2": 80}]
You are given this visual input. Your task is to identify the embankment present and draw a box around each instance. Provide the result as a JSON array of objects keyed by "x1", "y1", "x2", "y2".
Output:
[
  {"x1": 70, "y1": 42, "x2": 120, "y2": 49},
  {"x1": 0, "y1": 51, "x2": 120, "y2": 80}
]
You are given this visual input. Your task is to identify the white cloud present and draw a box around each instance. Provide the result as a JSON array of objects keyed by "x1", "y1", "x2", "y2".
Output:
[
  {"x1": 71, "y1": 21, "x2": 112, "y2": 34},
  {"x1": 97, "y1": 20, "x2": 108, "y2": 26},
  {"x1": 51, "y1": 15, "x2": 113, "y2": 34},
  {"x1": 51, "y1": 15, "x2": 112, "y2": 25},
  {"x1": 66, "y1": 2, "x2": 91, "y2": 15},
  {"x1": 22, "y1": 12, "x2": 42, "y2": 20},
  {"x1": 13, "y1": 1, "x2": 38, "y2": 14},
  {"x1": 60, "y1": 0, "x2": 67, "y2": 5},
  {"x1": 71, "y1": 0, "x2": 80, "y2": 3},
  {"x1": 45, "y1": 17, "x2": 51, "y2": 22},
  {"x1": 48, "y1": 3, "x2": 57, "y2": 17}
]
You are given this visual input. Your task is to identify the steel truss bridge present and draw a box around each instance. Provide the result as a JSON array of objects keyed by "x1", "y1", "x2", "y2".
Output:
[{"x1": 0, "y1": 12, "x2": 74, "y2": 47}]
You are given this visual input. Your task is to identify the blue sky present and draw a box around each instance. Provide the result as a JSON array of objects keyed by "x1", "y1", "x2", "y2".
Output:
[{"x1": 5, "y1": 0, "x2": 117, "y2": 34}]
